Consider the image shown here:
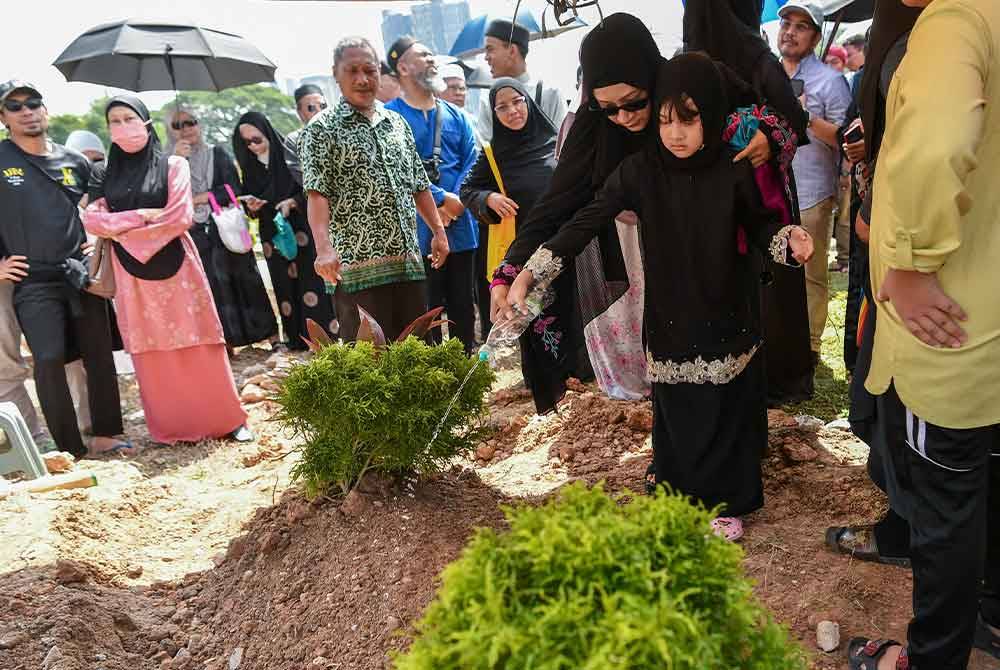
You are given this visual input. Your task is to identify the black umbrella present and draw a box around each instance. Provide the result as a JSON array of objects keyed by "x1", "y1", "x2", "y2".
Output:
[{"x1": 53, "y1": 19, "x2": 277, "y2": 92}]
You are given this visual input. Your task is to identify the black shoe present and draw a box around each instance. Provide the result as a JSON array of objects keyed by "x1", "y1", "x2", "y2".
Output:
[{"x1": 825, "y1": 525, "x2": 911, "y2": 568}]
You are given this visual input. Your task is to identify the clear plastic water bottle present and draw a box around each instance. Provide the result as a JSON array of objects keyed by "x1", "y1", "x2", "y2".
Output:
[{"x1": 478, "y1": 285, "x2": 556, "y2": 367}]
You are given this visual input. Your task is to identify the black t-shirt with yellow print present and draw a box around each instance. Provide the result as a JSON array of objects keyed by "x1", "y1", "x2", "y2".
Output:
[{"x1": 0, "y1": 138, "x2": 90, "y2": 266}]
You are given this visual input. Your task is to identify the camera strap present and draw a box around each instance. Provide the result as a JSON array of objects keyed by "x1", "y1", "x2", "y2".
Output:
[{"x1": 431, "y1": 100, "x2": 444, "y2": 169}]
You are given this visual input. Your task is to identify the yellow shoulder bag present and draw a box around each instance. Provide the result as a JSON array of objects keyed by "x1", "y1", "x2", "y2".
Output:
[{"x1": 483, "y1": 143, "x2": 518, "y2": 282}]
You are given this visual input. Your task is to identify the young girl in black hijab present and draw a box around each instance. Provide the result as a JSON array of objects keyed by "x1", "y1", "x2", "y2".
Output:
[
  {"x1": 233, "y1": 112, "x2": 337, "y2": 349},
  {"x1": 461, "y1": 78, "x2": 573, "y2": 414},
  {"x1": 506, "y1": 54, "x2": 813, "y2": 541}
]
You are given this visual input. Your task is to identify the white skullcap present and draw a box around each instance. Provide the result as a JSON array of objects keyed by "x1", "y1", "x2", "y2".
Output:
[{"x1": 65, "y1": 130, "x2": 105, "y2": 156}]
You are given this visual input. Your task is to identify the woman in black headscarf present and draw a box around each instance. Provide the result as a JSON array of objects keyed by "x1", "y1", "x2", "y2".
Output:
[
  {"x1": 494, "y1": 13, "x2": 660, "y2": 299},
  {"x1": 506, "y1": 54, "x2": 813, "y2": 540},
  {"x1": 684, "y1": 0, "x2": 808, "y2": 137},
  {"x1": 232, "y1": 112, "x2": 337, "y2": 350},
  {"x1": 165, "y1": 105, "x2": 278, "y2": 353},
  {"x1": 684, "y1": 0, "x2": 814, "y2": 406},
  {"x1": 825, "y1": 0, "x2": 924, "y2": 568},
  {"x1": 492, "y1": 12, "x2": 801, "y2": 350},
  {"x1": 461, "y1": 78, "x2": 574, "y2": 414},
  {"x1": 83, "y1": 95, "x2": 250, "y2": 446}
]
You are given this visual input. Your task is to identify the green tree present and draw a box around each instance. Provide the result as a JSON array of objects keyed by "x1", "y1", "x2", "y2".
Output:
[
  {"x1": 155, "y1": 85, "x2": 299, "y2": 146},
  {"x1": 46, "y1": 97, "x2": 111, "y2": 147}
]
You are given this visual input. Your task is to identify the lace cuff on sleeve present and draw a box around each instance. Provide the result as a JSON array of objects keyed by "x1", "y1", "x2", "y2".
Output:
[{"x1": 769, "y1": 225, "x2": 802, "y2": 267}]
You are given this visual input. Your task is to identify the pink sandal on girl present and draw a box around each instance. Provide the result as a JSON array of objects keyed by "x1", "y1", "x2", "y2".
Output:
[{"x1": 711, "y1": 517, "x2": 744, "y2": 542}]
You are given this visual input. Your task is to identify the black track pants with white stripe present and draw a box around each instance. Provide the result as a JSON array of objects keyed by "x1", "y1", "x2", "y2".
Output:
[{"x1": 875, "y1": 383, "x2": 1000, "y2": 669}]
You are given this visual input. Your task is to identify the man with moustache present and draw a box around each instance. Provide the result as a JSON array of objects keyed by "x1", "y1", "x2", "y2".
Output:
[
  {"x1": 298, "y1": 37, "x2": 450, "y2": 342},
  {"x1": 778, "y1": 2, "x2": 852, "y2": 367},
  {"x1": 0, "y1": 80, "x2": 125, "y2": 458},
  {"x1": 385, "y1": 37, "x2": 479, "y2": 354}
]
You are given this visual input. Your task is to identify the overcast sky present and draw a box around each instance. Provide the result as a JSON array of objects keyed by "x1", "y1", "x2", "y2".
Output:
[{"x1": 12, "y1": 0, "x2": 686, "y2": 115}]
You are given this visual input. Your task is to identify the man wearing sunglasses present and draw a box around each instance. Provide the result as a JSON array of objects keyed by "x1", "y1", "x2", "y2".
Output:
[
  {"x1": 778, "y1": 2, "x2": 853, "y2": 368},
  {"x1": 0, "y1": 80, "x2": 125, "y2": 458},
  {"x1": 283, "y1": 84, "x2": 329, "y2": 185}
]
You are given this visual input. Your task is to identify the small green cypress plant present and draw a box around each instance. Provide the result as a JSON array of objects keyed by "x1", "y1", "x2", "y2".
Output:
[
  {"x1": 274, "y1": 336, "x2": 495, "y2": 497},
  {"x1": 395, "y1": 483, "x2": 806, "y2": 670}
]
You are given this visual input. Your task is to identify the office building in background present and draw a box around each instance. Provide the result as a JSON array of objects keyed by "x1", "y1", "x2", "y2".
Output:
[{"x1": 381, "y1": 0, "x2": 471, "y2": 56}]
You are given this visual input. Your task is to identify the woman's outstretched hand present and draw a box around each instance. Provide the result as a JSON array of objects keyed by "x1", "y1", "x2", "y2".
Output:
[
  {"x1": 489, "y1": 284, "x2": 509, "y2": 325},
  {"x1": 505, "y1": 269, "x2": 536, "y2": 320}
]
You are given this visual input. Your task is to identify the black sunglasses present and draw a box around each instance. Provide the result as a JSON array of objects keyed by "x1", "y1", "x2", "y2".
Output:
[
  {"x1": 2, "y1": 98, "x2": 43, "y2": 113},
  {"x1": 244, "y1": 136, "x2": 265, "y2": 147},
  {"x1": 171, "y1": 119, "x2": 199, "y2": 131},
  {"x1": 306, "y1": 102, "x2": 328, "y2": 113},
  {"x1": 589, "y1": 97, "x2": 649, "y2": 117}
]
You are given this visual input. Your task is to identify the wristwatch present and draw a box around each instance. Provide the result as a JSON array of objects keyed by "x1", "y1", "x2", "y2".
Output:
[{"x1": 807, "y1": 110, "x2": 816, "y2": 128}]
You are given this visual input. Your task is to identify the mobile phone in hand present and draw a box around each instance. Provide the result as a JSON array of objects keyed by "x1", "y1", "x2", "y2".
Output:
[{"x1": 844, "y1": 124, "x2": 864, "y2": 144}]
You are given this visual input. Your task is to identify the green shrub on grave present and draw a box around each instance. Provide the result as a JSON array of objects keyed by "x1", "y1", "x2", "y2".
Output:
[
  {"x1": 395, "y1": 483, "x2": 806, "y2": 670},
  {"x1": 275, "y1": 337, "x2": 494, "y2": 497}
]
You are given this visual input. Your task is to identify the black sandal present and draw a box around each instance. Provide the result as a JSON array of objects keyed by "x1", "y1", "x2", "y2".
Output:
[
  {"x1": 644, "y1": 463, "x2": 656, "y2": 495},
  {"x1": 826, "y1": 525, "x2": 911, "y2": 568},
  {"x1": 975, "y1": 614, "x2": 1000, "y2": 660},
  {"x1": 847, "y1": 638, "x2": 906, "y2": 670}
]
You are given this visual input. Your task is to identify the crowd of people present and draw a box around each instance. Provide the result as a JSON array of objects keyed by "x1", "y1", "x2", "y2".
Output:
[{"x1": 1, "y1": 0, "x2": 997, "y2": 666}]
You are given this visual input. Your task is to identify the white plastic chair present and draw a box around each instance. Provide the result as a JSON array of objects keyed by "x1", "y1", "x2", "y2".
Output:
[{"x1": 0, "y1": 401, "x2": 47, "y2": 480}]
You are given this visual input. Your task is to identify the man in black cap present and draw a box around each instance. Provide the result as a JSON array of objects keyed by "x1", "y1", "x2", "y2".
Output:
[
  {"x1": 385, "y1": 36, "x2": 480, "y2": 355},
  {"x1": 284, "y1": 83, "x2": 328, "y2": 183},
  {"x1": 476, "y1": 18, "x2": 566, "y2": 141},
  {"x1": 0, "y1": 80, "x2": 126, "y2": 458}
]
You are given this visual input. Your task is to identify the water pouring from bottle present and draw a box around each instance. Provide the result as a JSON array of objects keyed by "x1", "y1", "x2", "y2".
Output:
[{"x1": 424, "y1": 282, "x2": 556, "y2": 451}]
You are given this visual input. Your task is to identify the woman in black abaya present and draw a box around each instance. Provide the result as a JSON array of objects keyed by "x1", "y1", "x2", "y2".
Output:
[
  {"x1": 684, "y1": 0, "x2": 814, "y2": 405},
  {"x1": 461, "y1": 78, "x2": 572, "y2": 414},
  {"x1": 233, "y1": 112, "x2": 337, "y2": 350},
  {"x1": 165, "y1": 106, "x2": 278, "y2": 352}
]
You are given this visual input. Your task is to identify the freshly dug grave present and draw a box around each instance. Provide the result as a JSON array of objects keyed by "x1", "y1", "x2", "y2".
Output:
[
  {"x1": 180, "y1": 469, "x2": 508, "y2": 670},
  {"x1": 3, "y1": 366, "x2": 998, "y2": 670}
]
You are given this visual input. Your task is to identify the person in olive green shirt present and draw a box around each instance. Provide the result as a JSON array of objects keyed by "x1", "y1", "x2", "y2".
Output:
[{"x1": 848, "y1": 0, "x2": 1000, "y2": 668}]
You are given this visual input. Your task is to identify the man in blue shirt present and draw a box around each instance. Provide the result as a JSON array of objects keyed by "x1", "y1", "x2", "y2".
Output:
[
  {"x1": 779, "y1": 2, "x2": 853, "y2": 363},
  {"x1": 386, "y1": 37, "x2": 479, "y2": 354}
]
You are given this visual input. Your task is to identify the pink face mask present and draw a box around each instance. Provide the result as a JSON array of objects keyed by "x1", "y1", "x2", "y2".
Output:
[{"x1": 110, "y1": 119, "x2": 151, "y2": 153}]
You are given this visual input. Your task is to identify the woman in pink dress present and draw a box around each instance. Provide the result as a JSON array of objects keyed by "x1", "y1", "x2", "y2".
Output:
[{"x1": 83, "y1": 95, "x2": 250, "y2": 445}]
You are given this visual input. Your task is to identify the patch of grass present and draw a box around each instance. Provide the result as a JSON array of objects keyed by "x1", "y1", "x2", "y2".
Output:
[{"x1": 784, "y1": 272, "x2": 850, "y2": 422}]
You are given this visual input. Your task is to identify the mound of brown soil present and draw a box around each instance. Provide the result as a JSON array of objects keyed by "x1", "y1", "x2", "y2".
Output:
[{"x1": 181, "y1": 469, "x2": 507, "y2": 670}]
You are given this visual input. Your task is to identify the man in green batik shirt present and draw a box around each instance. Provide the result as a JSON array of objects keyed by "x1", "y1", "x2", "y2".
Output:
[{"x1": 300, "y1": 36, "x2": 449, "y2": 342}]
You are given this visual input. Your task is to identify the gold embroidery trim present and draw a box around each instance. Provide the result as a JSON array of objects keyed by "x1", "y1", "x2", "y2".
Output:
[
  {"x1": 646, "y1": 344, "x2": 760, "y2": 385},
  {"x1": 769, "y1": 225, "x2": 800, "y2": 267}
]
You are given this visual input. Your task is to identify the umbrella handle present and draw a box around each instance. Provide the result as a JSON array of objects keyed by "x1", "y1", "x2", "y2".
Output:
[{"x1": 165, "y1": 44, "x2": 179, "y2": 104}]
